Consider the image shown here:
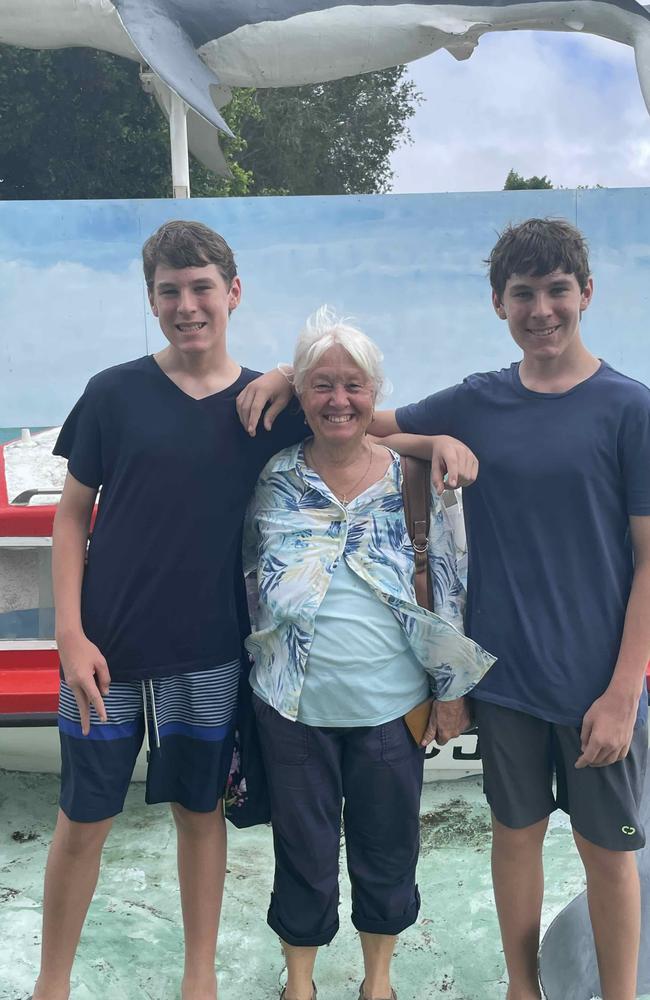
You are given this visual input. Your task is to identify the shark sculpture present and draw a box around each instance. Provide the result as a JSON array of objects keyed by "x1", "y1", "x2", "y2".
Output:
[{"x1": 1, "y1": 0, "x2": 650, "y2": 174}]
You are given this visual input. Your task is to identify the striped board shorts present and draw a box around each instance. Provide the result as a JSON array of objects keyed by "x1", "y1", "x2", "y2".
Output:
[{"x1": 58, "y1": 660, "x2": 240, "y2": 822}]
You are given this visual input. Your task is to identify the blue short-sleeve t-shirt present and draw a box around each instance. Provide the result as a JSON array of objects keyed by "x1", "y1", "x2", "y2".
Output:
[
  {"x1": 54, "y1": 356, "x2": 306, "y2": 683},
  {"x1": 397, "y1": 362, "x2": 650, "y2": 726}
]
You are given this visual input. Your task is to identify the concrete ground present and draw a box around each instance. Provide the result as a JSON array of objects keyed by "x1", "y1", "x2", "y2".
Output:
[{"x1": 0, "y1": 769, "x2": 638, "y2": 1000}]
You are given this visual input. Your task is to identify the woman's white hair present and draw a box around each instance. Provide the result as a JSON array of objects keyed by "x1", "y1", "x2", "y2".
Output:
[{"x1": 293, "y1": 306, "x2": 388, "y2": 401}]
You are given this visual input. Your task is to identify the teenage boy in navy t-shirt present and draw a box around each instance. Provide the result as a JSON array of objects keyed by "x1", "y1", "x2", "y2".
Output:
[
  {"x1": 394, "y1": 219, "x2": 650, "y2": 1000},
  {"x1": 32, "y1": 221, "x2": 306, "y2": 1000},
  {"x1": 239, "y1": 219, "x2": 650, "y2": 1000}
]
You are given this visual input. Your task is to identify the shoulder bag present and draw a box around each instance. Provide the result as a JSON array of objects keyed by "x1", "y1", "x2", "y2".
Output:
[{"x1": 401, "y1": 454, "x2": 435, "y2": 745}]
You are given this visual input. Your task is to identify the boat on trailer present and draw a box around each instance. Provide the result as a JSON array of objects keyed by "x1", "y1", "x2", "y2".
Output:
[{"x1": 0, "y1": 428, "x2": 482, "y2": 780}]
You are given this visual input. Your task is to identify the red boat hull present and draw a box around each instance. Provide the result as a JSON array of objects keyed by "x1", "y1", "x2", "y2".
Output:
[{"x1": 0, "y1": 648, "x2": 59, "y2": 720}]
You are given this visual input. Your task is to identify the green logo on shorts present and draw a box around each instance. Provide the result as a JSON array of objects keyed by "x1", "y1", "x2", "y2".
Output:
[{"x1": 622, "y1": 825, "x2": 636, "y2": 836}]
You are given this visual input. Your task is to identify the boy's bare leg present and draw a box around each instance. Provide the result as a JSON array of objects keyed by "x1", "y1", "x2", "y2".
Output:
[
  {"x1": 172, "y1": 802, "x2": 227, "y2": 1000},
  {"x1": 573, "y1": 830, "x2": 640, "y2": 1000},
  {"x1": 491, "y1": 814, "x2": 548, "y2": 1000},
  {"x1": 281, "y1": 942, "x2": 318, "y2": 999},
  {"x1": 32, "y1": 809, "x2": 114, "y2": 1000},
  {"x1": 359, "y1": 932, "x2": 397, "y2": 998}
]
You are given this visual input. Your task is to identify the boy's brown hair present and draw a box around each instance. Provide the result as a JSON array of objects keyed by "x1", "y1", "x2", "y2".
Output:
[
  {"x1": 142, "y1": 220, "x2": 237, "y2": 291},
  {"x1": 488, "y1": 218, "x2": 591, "y2": 302}
]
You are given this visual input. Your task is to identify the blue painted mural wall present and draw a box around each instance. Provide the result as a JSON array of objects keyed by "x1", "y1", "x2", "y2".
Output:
[{"x1": 1, "y1": 188, "x2": 648, "y2": 427}]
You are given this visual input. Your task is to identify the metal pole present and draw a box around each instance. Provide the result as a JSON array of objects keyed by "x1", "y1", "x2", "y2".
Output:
[{"x1": 169, "y1": 91, "x2": 191, "y2": 199}]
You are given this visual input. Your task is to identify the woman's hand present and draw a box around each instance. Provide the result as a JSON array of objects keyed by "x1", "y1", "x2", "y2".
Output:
[
  {"x1": 420, "y1": 697, "x2": 472, "y2": 746},
  {"x1": 435, "y1": 697, "x2": 472, "y2": 744},
  {"x1": 431, "y1": 436, "x2": 479, "y2": 495},
  {"x1": 236, "y1": 368, "x2": 294, "y2": 437}
]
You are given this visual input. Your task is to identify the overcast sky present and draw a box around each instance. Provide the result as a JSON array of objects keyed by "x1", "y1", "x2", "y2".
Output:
[{"x1": 390, "y1": 30, "x2": 650, "y2": 193}]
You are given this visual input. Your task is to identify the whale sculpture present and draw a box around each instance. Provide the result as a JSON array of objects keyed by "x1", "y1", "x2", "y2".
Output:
[
  {"x1": 538, "y1": 763, "x2": 650, "y2": 999},
  {"x1": 1, "y1": 1, "x2": 650, "y2": 176}
]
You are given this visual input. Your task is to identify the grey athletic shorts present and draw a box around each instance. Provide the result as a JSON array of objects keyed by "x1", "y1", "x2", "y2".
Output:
[{"x1": 473, "y1": 699, "x2": 647, "y2": 851}]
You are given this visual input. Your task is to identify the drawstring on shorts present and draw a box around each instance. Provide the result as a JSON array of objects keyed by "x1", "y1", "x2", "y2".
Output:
[{"x1": 141, "y1": 679, "x2": 161, "y2": 761}]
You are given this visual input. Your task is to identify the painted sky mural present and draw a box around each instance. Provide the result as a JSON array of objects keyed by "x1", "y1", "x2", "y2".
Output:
[{"x1": 1, "y1": 188, "x2": 649, "y2": 428}]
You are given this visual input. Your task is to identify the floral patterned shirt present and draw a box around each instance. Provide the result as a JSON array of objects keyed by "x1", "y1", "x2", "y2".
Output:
[{"x1": 244, "y1": 443, "x2": 495, "y2": 721}]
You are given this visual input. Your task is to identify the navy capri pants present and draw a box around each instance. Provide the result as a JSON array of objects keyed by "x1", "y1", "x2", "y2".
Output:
[{"x1": 253, "y1": 696, "x2": 425, "y2": 947}]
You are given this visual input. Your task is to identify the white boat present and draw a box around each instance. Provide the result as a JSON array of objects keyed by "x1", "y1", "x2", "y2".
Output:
[{"x1": 0, "y1": 428, "x2": 481, "y2": 781}]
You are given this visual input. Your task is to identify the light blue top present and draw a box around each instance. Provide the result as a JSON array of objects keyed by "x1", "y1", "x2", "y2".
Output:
[
  {"x1": 244, "y1": 443, "x2": 495, "y2": 722},
  {"x1": 295, "y1": 559, "x2": 431, "y2": 726}
]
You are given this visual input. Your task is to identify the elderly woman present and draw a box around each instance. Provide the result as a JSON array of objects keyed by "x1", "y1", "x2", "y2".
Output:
[{"x1": 244, "y1": 309, "x2": 493, "y2": 1000}]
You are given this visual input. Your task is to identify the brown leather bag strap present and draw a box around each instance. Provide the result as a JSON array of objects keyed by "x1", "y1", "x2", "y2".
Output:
[{"x1": 400, "y1": 455, "x2": 434, "y2": 611}]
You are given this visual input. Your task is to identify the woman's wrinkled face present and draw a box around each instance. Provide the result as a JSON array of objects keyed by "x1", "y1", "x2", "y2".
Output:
[{"x1": 299, "y1": 345, "x2": 376, "y2": 447}]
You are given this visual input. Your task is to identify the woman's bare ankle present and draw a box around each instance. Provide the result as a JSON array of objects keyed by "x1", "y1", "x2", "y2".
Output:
[
  {"x1": 283, "y1": 977, "x2": 316, "y2": 1000},
  {"x1": 505, "y1": 984, "x2": 542, "y2": 1000},
  {"x1": 362, "y1": 975, "x2": 393, "y2": 999},
  {"x1": 181, "y1": 970, "x2": 218, "y2": 1000},
  {"x1": 32, "y1": 976, "x2": 70, "y2": 1000}
]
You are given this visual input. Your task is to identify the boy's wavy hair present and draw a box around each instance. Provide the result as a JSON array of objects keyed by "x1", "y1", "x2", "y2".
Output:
[
  {"x1": 142, "y1": 220, "x2": 237, "y2": 291},
  {"x1": 487, "y1": 218, "x2": 591, "y2": 302}
]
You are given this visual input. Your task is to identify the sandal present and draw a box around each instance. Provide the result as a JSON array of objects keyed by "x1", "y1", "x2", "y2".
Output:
[{"x1": 280, "y1": 983, "x2": 317, "y2": 1000}]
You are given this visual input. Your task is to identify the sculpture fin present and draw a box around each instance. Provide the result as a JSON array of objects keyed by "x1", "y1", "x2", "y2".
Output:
[
  {"x1": 113, "y1": 0, "x2": 234, "y2": 137},
  {"x1": 421, "y1": 13, "x2": 487, "y2": 63},
  {"x1": 142, "y1": 72, "x2": 232, "y2": 177},
  {"x1": 445, "y1": 39, "x2": 478, "y2": 62},
  {"x1": 186, "y1": 108, "x2": 232, "y2": 178},
  {"x1": 634, "y1": 28, "x2": 650, "y2": 115}
]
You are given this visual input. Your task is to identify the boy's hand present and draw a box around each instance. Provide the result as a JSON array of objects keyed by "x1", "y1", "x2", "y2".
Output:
[
  {"x1": 58, "y1": 634, "x2": 111, "y2": 736},
  {"x1": 575, "y1": 689, "x2": 638, "y2": 768},
  {"x1": 431, "y1": 436, "x2": 479, "y2": 495},
  {"x1": 236, "y1": 369, "x2": 294, "y2": 437}
]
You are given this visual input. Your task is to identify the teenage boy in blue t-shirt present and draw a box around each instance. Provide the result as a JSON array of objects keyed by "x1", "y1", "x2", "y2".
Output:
[
  {"x1": 238, "y1": 219, "x2": 650, "y2": 1000},
  {"x1": 32, "y1": 221, "x2": 308, "y2": 1000},
  {"x1": 392, "y1": 219, "x2": 650, "y2": 1000}
]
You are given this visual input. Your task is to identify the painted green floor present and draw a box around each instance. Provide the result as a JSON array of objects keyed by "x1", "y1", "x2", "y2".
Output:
[{"x1": 0, "y1": 769, "x2": 636, "y2": 1000}]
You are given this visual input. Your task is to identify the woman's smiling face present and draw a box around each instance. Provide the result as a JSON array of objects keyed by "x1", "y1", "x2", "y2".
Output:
[{"x1": 299, "y1": 345, "x2": 376, "y2": 446}]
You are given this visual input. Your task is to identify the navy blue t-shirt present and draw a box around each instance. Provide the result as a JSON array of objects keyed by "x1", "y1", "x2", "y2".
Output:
[
  {"x1": 397, "y1": 362, "x2": 650, "y2": 726},
  {"x1": 54, "y1": 356, "x2": 306, "y2": 682}
]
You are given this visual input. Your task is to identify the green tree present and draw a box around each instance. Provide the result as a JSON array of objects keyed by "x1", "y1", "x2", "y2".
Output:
[
  {"x1": 237, "y1": 70, "x2": 419, "y2": 195},
  {"x1": 0, "y1": 46, "x2": 419, "y2": 199},
  {"x1": 503, "y1": 169, "x2": 553, "y2": 191}
]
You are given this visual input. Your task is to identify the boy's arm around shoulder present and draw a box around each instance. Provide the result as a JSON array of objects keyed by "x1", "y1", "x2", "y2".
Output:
[
  {"x1": 237, "y1": 367, "x2": 295, "y2": 437},
  {"x1": 53, "y1": 472, "x2": 110, "y2": 735},
  {"x1": 370, "y1": 409, "x2": 479, "y2": 494},
  {"x1": 576, "y1": 515, "x2": 650, "y2": 769}
]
